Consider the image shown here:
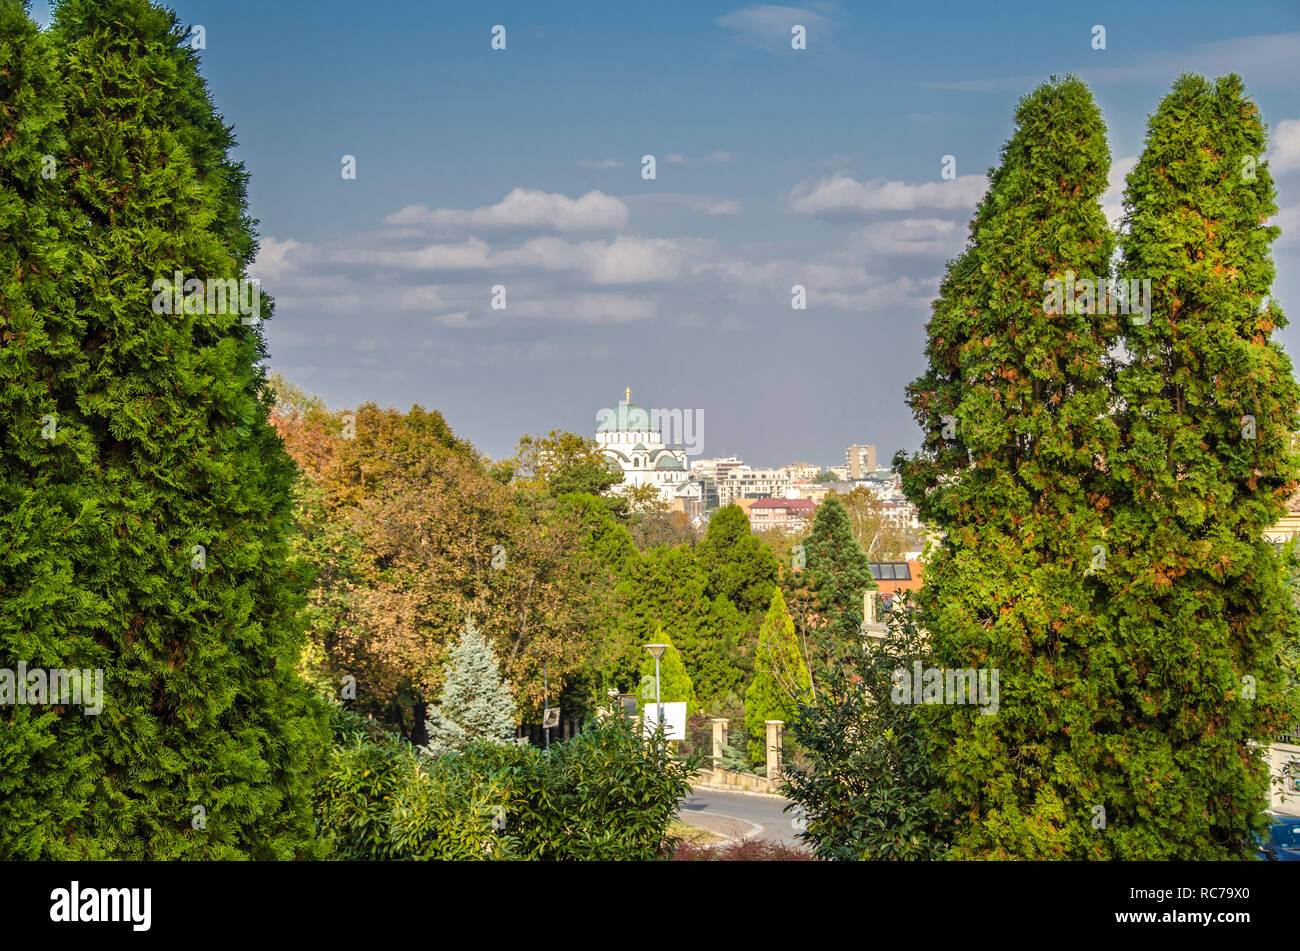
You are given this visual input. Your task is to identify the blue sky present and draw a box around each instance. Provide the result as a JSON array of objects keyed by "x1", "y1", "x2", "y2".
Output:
[{"x1": 31, "y1": 0, "x2": 1300, "y2": 465}]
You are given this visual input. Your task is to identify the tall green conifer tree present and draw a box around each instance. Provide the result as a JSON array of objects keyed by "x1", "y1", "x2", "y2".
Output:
[
  {"x1": 744, "y1": 588, "x2": 811, "y2": 766},
  {"x1": 897, "y1": 77, "x2": 1120, "y2": 857},
  {"x1": 1104, "y1": 74, "x2": 1300, "y2": 858},
  {"x1": 0, "y1": 0, "x2": 101, "y2": 858},
  {"x1": 2, "y1": 0, "x2": 326, "y2": 858}
]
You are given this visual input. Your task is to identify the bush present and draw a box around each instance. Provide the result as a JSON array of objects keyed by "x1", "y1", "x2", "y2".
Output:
[
  {"x1": 313, "y1": 700, "x2": 697, "y2": 860},
  {"x1": 781, "y1": 593, "x2": 952, "y2": 860}
]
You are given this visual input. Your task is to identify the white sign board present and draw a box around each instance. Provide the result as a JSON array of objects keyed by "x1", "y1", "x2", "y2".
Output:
[
  {"x1": 542, "y1": 707, "x2": 560, "y2": 729},
  {"x1": 642, "y1": 701, "x2": 687, "y2": 742}
]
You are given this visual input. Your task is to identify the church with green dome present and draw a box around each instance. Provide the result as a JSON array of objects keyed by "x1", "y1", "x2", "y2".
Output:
[{"x1": 595, "y1": 389, "x2": 700, "y2": 512}]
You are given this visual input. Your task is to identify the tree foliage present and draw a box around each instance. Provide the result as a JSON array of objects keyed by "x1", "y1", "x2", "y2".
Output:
[
  {"x1": 1099, "y1": 73, "x2": 1300, "y2": 858},
  {"x1": 897, "y1": 76, "x2": 1122, "y2": 858},
  {"x1": 637, "y1": 628, "x2": 699, "y2": 717},
  {"x1": 1, "y1": 0, "x2": 326, "y2": 858},
  {"x1": 744, "y1": 589, "x2": 811, "y2": 766},
  {"x1": 424, "y1": 618, "x2": 518, "y2": 756},
  {"x1": 783, "y1": 594, "x2": 952, "y2": 860}
]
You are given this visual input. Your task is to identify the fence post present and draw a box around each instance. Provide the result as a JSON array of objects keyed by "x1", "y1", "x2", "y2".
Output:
[
  {"x1": 710, "y1": 718, "x2": 728, "y2": 772},
  {"x1": 765, "y1": 720, "x2": 783, "y2": 782}
]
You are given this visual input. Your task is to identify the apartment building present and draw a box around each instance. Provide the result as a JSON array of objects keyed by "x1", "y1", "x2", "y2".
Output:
[
  {"x1": 780, "y1": 462, "x2": 821, "y2": 482},
  {"x1": 846, "y1": 444, "x2": 877, "y2": 479},
  {"x1": 715, "y1": 467, "x2": 792, "y2": 508},
  {"x1": 746, "y1": 497, "x2": 816, "y2": 533}
]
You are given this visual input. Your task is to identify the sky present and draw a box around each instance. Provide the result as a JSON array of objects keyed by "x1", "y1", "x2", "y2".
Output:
[{"x1": 29, "y1": 0, "x2": 1300, "y2": 467}]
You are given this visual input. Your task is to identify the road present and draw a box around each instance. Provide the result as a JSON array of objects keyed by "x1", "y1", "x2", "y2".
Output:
[{"x1": 677, "y1": 786, "x2": 804, "y2": 846}]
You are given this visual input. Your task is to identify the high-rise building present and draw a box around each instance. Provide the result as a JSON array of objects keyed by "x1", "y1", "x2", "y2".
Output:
[{"x1": 846, "y1": 444, "x2": 877, "y2": 479}]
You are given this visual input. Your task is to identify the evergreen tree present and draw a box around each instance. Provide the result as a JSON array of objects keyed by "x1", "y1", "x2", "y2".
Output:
[
  {"x1": 697, "y1": 504, "x2": 779, "y2": 615},
  {"x1": 4, "y1": 0, "x2": 327, "y2": 858},
  {"x1": 424, "y1": 618, "x2": 518, "y2": 756},
  {"x1": 801, "y1": 495, "x2": 877, "y2": 676},
  {"x1": 897, "y1": 76, "x2": 1120, "y2": 858},
  {"x1": 0, "y1": 0, "x2": 101, "y2": 859},
  {"x1": 1103, "y1": 73, "x2": 1300, "y2": 857},
  {"x1": 611, "y1": 543, "x2": 747, "y2": 710},
  {"x1": 744, "y1": 589, "x2": 811, "y2": 767},
  {"x1": 637, "y1": 628, "x2": 698, "y2": 717}
]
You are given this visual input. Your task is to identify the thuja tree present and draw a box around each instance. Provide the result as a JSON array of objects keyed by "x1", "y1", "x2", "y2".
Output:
[
  {"x1": 8, "y1": 0, "x2": 327, "y2": 858},
  {"x1": 744, "y1": 588, "x2": 811, "y2": 767},
  {"x1": 896, "y1": 77, "x2": 1120, "y2": 858},
  {"x1": 697, "y1": 503, "x2": 779, "y2": 616},
  {"x1": 800, "y1": 494, "x2": 876, "y2": 677},
  {"x1": 1102, "y1": 74, "x2": 1299, "y2": 858},
  {"x1": 0, "y1": 0, "x2": 102, "y2": 858},
  {"x1": 637, "y1": 628, "x2": 698, "y2": 716}
]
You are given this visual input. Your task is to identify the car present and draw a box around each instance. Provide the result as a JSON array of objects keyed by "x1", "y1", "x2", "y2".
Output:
[{"x1": 1256, "y1": 815, "x2": 1300, "y2": 861}]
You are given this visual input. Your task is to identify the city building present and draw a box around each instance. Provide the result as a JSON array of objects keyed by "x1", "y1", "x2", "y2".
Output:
[
  {"x1": 690, "y1": 456, "x2": 745, "y2": 480},
  {"x1": 595, "y1": 389, "x2": 701, "y2": 510},
  {"x1": 846, "y1": 444, "x2": 877, "y2": 480},
  {"x1": 780, "y1": 462, "x2": 821, "y2": 482},
  {"x1": 746, "y1": 497, "x2": 816, "y2": 533},
  {"x1": 715, "y1": 466, "x2": 792, "y2": 508},
  {"x1": 868, "y1": 560, "x2": 924, "y2": 608},
  {"x1": 786, "y1": 482, "x2": 836, "y2": 503},
  {"x1": 1265, "y1": 490, "x2": 1300, "y2": 549}
]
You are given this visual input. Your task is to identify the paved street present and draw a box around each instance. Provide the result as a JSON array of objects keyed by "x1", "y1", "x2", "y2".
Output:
[{"x1": 678, "y1": 786, "x2": 804, "y2": 846}]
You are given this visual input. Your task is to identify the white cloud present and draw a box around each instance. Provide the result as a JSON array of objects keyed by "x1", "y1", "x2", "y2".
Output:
[
  {"x1": 500, "y1": 235, "x2": 686, "y2": 284},
  {"x1": 579, "y1": 158, "x2": 625, "y2": 169},
  {"x1": 250, "y1": 237, "x2": 304, "y2": 283},
  {"x1": 718, "y1": 5, "x2": 830, "y2": 50},
  {"x1": 850, "y1": 218, "x2": 965, "y2": 256},
  {"x1": 384, "y1": 188, "x2": 628, "y2": 233},
  {"x1": 703, "y1": 199, "x2": 742, "y2": 215},
  {"x1": 344, "y1": 238, "x2": 494, "y2": 271},
  {"x1": 790, "y1": 173, "x2": 988, "y2": 214},
  {"x1": 397, "y1": 286, "x2": 449, "y2": 310},
  {"x1": 701, "y1": 151, "x2": 735, "y2": 164},
  {"x1": 664, "y1": 153, "x2": 688, "y2": 165},
  {"x1": 1268, "y1": 118, "x2": 1300, "y2": 176},
  {"x1": 623, "y1": 194, "x2": 742, "y2": 216},
  {"x1": 1274, "y1": 202, "x2": 1300, "y2": 249}
]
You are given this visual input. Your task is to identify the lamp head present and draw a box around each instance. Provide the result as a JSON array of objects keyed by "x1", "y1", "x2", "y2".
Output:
[{"x1": 644, "y1": 643, "x2": 669, "y2": 660}]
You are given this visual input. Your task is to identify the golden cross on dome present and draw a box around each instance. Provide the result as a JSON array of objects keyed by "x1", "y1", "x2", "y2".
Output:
[{"x1": 625, "y1": 387, "x2": 631, "y2": 405}]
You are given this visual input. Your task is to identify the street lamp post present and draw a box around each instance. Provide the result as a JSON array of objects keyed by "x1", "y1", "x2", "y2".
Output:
[{"x1": 644, "y1": 643, "x2": 669, "y2": 747}]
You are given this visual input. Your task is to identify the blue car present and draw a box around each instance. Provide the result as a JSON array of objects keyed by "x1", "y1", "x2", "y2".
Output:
[{"x1": 1257, "y1": 815, "x2": 1300, "y2": 861}]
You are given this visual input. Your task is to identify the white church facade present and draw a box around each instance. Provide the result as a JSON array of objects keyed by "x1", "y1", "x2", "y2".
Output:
[{"x1": 596, "y1": 390, "x2": 701, "y2": 513}]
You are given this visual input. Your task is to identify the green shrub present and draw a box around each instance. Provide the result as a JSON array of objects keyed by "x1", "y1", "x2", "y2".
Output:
[
  {"x1": 782, "y1": 593, "x2": 952, "y2": 860},
  {"x1": 313, "y1": 700, "x2": 696, "y2": 860}
]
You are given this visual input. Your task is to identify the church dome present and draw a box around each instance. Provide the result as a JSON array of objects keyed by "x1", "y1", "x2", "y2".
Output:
[
  {"x1": 596, "y1": 390, "x2": 653, "y2": 432},
  {"x1": 656, "y1": 456, "x2": 684, "y2": 470},
  {"x1": 633, "y1": 443, "x2": 649, "y2": 452}
]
